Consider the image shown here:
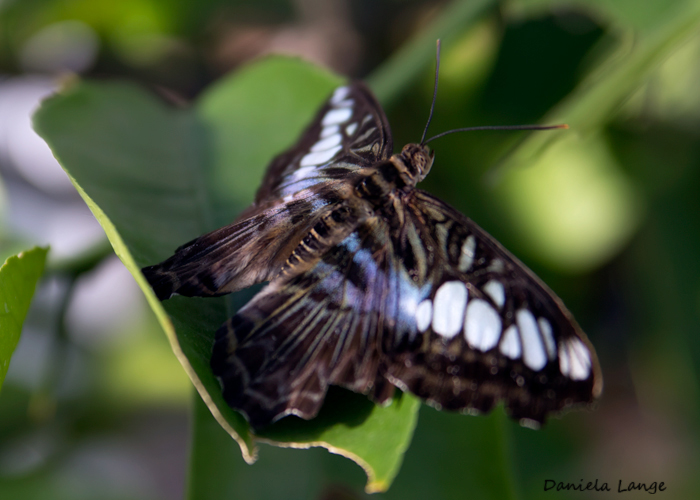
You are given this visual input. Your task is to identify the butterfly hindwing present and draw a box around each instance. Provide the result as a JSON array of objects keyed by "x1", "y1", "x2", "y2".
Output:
[{"x1": 211, "y1": 202, "x2": 397, "y2": 426}]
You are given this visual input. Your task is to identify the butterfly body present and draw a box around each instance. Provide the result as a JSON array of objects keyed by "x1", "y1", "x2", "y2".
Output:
[{"x1": 143, "y1": 82, "x2": 602, "y2": 430}]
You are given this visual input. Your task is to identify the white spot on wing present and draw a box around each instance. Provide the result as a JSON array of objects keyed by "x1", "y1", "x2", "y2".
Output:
[
  {"x1": 464, "y1": 299, "x2": 501, "y2": 351},
  {"x1": 458, "y1": 235, "x2": 476, "y2": 272},
  {"x1": 432, "y1": 281, "x2": 468, "y2": 338},
  {"x1": 322, "y1": 107, "x2": 352, "y2": 126},
  {"x1": 321, "y1": 125, "x2": 339, "y2": 138},
  {"x1": 483, "y1": 280, "x2": 505, "y2": 309},
  {"x1": 487, "y1": 259, "x2": 505, "y2": 273},
  {"x1": 311, "y1": 133, "x2": 342, "y2": 152},
  {"x1": 565, "y1": 338, "x2": 591, "y2": 380},
  {"x1": 353, "y1": 126, "x2": 376, "y2": 144},
  {"x1": 517, "y1": 309, "x2": 547, "y2": 371},
  {"x1": 291, "y1": 165, "x2": 316, "y2": 180},
  {"x1": 559, "y1": 342, "x2": 570, "y2": 377},
  {"x1": 299, "y1": 145, "x2": 342, "y2": 167},
  {"x1": 335, "y1": 98, "x2": 354, "y2": 108},
  {"x1": 500, "y1": 325, "x2": 520, "y2": 359},
  {"x1": 345, "y1": 122, "x2": 358, "y2": 136},
  {"x1": 416, "y1": 300, "x2": 432, "y2": 332},
  {"x1": 538, "y1": 317, "x2": 556, "y2": 359},
  {"x1": 331, "y1": 86, "x2": 349, "y2": 104}
]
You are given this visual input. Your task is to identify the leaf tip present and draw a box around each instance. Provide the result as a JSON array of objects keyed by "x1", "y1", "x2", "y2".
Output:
[{"x1": 365, "y1": 479, "x2": 389, "y2": 494}]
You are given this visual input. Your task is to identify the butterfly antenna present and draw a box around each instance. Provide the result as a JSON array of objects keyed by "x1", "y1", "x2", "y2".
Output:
[
  {"x1": 420, "y1": 39, "x2": 442, "y2": 145},
  {"x1": 424, "y1": 123, "x2": 568, "y2": 144}
]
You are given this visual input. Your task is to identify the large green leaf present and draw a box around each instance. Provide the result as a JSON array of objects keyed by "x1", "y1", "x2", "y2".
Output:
[
  {"x1": 0, "y1": 247, "x2": 48, "y2": 391},
  {"x1": 33, "y1": 57, "x2": 420, "y2": 491}
]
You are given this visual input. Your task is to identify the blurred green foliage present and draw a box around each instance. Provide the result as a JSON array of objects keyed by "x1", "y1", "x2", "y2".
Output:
[
  {"x1": 0, "y1": 247, "x2": 47, "y2": 390},
  {"x1": 1, "y1": 0, "x2": 700, "y2": 498}
]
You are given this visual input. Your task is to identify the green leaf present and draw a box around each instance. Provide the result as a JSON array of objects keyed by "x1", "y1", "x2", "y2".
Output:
[
  {"x1": 256, "y1": 389, "x2": 420, "y2": 493},
  {"x1": 33, "y1": 57, "x2": 419, "y2": 492},
  {"x1": 0, "y1": 247, "x2": 48, "y2": 391},
  {"x1": 188, "y1": 389, "x2": 420, "y2": 498}
]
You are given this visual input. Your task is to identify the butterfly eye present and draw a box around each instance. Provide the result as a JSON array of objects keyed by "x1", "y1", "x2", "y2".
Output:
[
  {"x1": 410, "y1": 148, "x2": 433, "y2": 178},
  {"x1": 415, "y1": 152, "x2": 427, "y2": 171}
]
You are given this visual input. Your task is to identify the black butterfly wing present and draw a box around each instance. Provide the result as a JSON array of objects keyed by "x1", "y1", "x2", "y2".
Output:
[
  {"x1": 384, "y1": 190, "x2": 602, "y2": 425},
  {"x1": 211, "y1": 204, "x2": 398, "y2": 427},
  {"x1": 142, "y1": 82, "x2": 393, "y2": 299},
  {"x1": 249, "y1": 81, "x2": 394, "y2": 211},
  {"x1": 211, "y1": 190, "x2": 601, "y2": 429},
  {"x1": 142, "y1": 193, "x2": 337, "y2": 299}
]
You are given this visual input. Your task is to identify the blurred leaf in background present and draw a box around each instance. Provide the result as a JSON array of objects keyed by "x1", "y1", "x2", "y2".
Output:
[
  {"x1": 1, "y1": 0, "x2": 700, "y2": 499},
  {"x1": 0, "y1": 247, "x2": 47, "y2": 390}
]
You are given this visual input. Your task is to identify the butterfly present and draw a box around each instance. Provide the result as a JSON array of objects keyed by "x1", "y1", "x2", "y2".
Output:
[{"x1": 142, "y1": 76, "x2": 602, "y2": 431}]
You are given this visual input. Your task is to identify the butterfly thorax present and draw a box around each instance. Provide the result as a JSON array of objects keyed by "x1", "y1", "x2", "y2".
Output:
[
  {"x1": 355, "y1": 143, "x2": 434, "y2": 206},
  {"x1": 281, "y1": 144, "x2": 434, "y2": 280}
]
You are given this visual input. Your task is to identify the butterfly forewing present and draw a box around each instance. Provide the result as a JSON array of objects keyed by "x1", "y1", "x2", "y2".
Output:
[
  {"x1": 143, "y1": 82, "x2": 393, "y2": 300},
  {"x1": 250, "y1": 82, "x2": 393, "y2": 210},
  {"x1": 384, "y1": 190, "x2": 601, "y2": 424},
  {"x1": 142, "y1": 192, "x2": 338, "y2": 299}
]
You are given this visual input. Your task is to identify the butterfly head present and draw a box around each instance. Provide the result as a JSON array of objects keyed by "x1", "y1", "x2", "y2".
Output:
[{"x1": 397, "y1": 143, "x2": 434, "y2": 185}]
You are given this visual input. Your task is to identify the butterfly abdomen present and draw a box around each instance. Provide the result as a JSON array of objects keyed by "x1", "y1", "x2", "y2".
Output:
[{"x1": 281, "y1": 200, "x2": 374, "y2": 278}]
